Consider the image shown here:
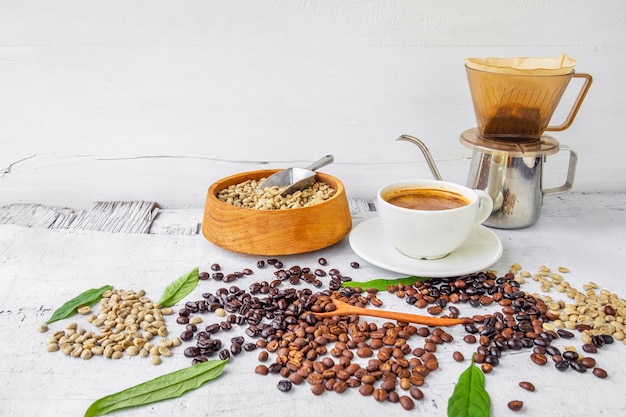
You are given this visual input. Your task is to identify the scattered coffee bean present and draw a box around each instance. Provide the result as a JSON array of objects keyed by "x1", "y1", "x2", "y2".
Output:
[
  {"x1": 507, "y1": 400, "x2": 523, "y2": 411},
  {"x1": 592, "y1": 367, "x2": 608, "y2": 379},
  {"x1": 519, "y1": 381, "x2": 535, "y2": 392},
  {"x1": 277, "y1": 380, "x2": 293, "y2": 392},
  {"x1": 530, "y1": 353, "x2": 548, "y2": 366},
  {"x1": 399, "y1": 395, "x2": 415, "y2": 410},
  {"x1": 453, "y1": 351, "x2": 465, "y2": 362}
]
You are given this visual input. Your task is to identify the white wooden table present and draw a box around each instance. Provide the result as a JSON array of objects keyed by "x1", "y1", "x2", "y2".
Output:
[{"x1": 1, "y1": 192, "x2": 625, "y2": 417}]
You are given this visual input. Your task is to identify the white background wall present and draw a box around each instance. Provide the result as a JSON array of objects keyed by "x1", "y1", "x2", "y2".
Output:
[{"x1": 1, "y1": 0, "x2": 624, "y2": 209}]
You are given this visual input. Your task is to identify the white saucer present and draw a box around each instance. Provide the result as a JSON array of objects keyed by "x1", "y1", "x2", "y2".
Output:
[{"x1": 348, "y1": 217, "x2": 503, "y2": 277}]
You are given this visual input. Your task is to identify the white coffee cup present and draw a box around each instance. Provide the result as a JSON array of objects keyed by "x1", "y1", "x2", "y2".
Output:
[{"x1": 376, "y1": 179, "x2": 493, "y2": 260}]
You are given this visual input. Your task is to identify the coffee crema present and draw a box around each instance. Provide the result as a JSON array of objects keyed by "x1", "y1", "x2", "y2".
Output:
[{"x1": 385, "y1": 188, "x2": 470, "y2": 211}]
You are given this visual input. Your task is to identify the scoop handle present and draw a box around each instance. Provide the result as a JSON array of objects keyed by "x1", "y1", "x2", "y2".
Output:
[{"x1": 305, "y1": 155, "x2": 334, "y2": 171}]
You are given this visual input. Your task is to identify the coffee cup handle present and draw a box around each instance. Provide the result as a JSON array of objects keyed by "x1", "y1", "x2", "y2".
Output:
[{"x1": 473, "y1": 190, "x2": 494, "y2": 226}]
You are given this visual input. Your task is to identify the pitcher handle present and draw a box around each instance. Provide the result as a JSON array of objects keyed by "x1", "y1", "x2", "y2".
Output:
[
  {"x1": 542, "y1": 145, "x2": 577, "y2": 196},
  {"x1": 545, "y1": 73, "x2": 593, "y2": 132}
]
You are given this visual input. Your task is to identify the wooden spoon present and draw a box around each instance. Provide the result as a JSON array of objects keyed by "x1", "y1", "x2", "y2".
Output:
[{"x1": 312, "y1": 298, "x2": 464, "y2": 327}]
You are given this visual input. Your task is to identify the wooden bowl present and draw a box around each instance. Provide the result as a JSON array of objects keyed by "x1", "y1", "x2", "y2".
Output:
[{"x1": 202, "y1": 170, "x2": 352, "y2": 255}]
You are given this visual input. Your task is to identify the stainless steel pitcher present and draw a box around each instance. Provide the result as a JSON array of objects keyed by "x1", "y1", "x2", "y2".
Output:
[{"x1": 463, "y1": 133, "x2": 577, "y2": 229}]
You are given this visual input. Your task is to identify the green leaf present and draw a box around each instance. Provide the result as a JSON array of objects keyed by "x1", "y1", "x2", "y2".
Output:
[
  {"x1": 46, "y1": 285, "x2": 113, "y2": 324},
  {"x1": 447, "y1": 356, "x2": 491, "y2": 417},
  {"x1": 157, "y1": 267, "x2": 200, "y2": 307},
  {"x1": 84, "y1": 359, "x2": 228, "y2": 417},
  {"x1": 341, "y1": 276, "x2": 429, "y2": 291}
]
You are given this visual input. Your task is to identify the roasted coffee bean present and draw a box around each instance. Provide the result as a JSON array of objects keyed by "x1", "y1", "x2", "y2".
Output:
[
  {"x1": 318, "y1": 257, "x2": 328, "y2": 266},
  {"x1": 545, "y1": 346, "x2": 561, "y2": 357},
  {"x1": 582, "y1": 343, "x2": 598, "y2": 353},
  {"x1": 453, "y1": 351, "x2": 465, "y2": 362},
  {"x1": 530, "y1": 353, "x2": 548, "y2": 366},
  {"x1": 409, "y1": 387, "x2": 424, "y2": 400},
  {"x1": 211, "y1": 272, "x2": 224, "y2": 281},
  {"x1": 519, "y1": 381, "x2": 535, "y2": 392},
  {"x1": 581, "y1": 357, "x2": 596, "y2": 369},
  {"x1": 592, "y1": 335, "x2": 606, "y2": 348},
  {"x1": 373, "y1": 388, "x2": 388, "y2": 402},
  {"x1": 359, "y1": 384, "x2": 374, "y2": 396},
  {"x1": 556, "y1": 329, "x2": 575, "y2": 339},
  {"x1": 387, "y1": 391, "x2": 400, "y2": 403},
  {"x1": 507, "y1": 400, "x2": 523, "y2": 411},
  {"x1": 399, "y1": 395, "x2": 415, "y2": 410},
  {"x1": 570, "y1": 360, "x2": 587, "y2": 373},
  {"x1": 562, "y1": 350, "x2": 579, "y2": 361},
  {"x1": 311, "y1": 383, "x2": 325, "y2": 396},
  {"x1": 255, "y1": 364, "x2": 269, "y2": 375},
  {"x1": 180, "y1": 330, "x2": 194, "y2": 341},
  {"x1": 592, "y1": 367, "x2": 608, "y2": 379},
  {"x1": 463, "y1": 335, "x2": 477, "y2": 344},
  {"x1": 205, "y1": 323, "x2": 221, "y2": 334},
  {"x1": 277, "y1": 380, "x2": 292, "y2": 392},
  {"x1": 256, "y1": 260, "x2": 265, "y2": 268},
  {"x1": 555, "y1": 359, "x2": 570, "y2": 371},
  {"x1": 210, "y1": 263, "x2": 221, "y2": 271},
  {"x1": 184, "y1": 346, "x2": 200, "y2": 358},
  {"x1": 350, "y1": 262, "x2": 360, "y2": 269}
]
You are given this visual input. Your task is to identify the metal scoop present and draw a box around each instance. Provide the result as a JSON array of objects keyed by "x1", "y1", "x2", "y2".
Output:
[{"x1": 256, "y1": 154, "x2": 334, "y2": 196}]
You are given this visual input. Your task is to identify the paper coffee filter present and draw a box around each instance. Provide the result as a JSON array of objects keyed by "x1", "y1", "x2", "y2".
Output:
[{"x1": 465, "y1": 53, "x2": 576, "y2": 75}]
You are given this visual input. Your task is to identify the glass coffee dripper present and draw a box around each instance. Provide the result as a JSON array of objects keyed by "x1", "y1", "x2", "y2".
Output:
[
  {"x1": 460, "y1": 55, "x2": 593, "y2": 228},
  {"x1": 465, "y1": 60, "x2": 592, "y2": 139}
]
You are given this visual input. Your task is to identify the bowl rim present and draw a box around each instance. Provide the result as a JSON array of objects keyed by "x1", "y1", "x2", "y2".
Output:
[{"x1": 207, "y1": 169, "x2": 345, "y2": 212}]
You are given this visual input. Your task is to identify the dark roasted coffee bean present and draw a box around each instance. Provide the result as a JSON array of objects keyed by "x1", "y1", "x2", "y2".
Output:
[
  {"x1": 256, "y1": 260, "x2": 265, "y2": 268},
  {"x1": 507, "y1": 400, "x2": 523, "y2": 411},
  {"x1": 592, "y1": 335, "x2": 606, "y2": 348},
  {"x1": 180, "y1": 330, "x2": 194, "y2": 341},
  {"x1": 350, "y1": 262, "x2": 360, "y2": 269},
  {"x1": 555, "y1": 359, "x2": 570, "y2": 371},
  {"x1": 318, "y1": 257, "x2": 328, "y2": 266},
  {"x1": 545, "y1": 345, "x2": 561, "y2": 357},
  {"x1": 570, "y1": 360, "x2": 587, "y2": 373},
  {"x1": 219, "y1": 349, "x2": 231, "y2": 360},
  {"x1": 184, "y1": 346, "x2": 200, "y2": 358},
  {"x1": 205, "y1": 323, "x2": 221, "y2": 334},
  {"x1": 210, "y1": 263, "x2": 221, "y2": 271},
  {"x1": 557, "y1": 329, "x2": 575, "y2": 339},
  {"x1": 582, "y1": 343, "x2": 598, "y2": 353},
  {"x1": 211, "y1": 272, "x2": 224, "y2": 281},
  {"x1": 277, "y1": 380, "x2": 292, "y2": 392},
  {"x1": 562, "y1": 350, "x2": 579, "y2": 361}
]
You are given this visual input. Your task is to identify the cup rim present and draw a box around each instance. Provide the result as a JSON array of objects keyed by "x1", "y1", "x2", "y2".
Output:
[{"x1": 377, "y1": 179, "x2": 478, "y2": 213}]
